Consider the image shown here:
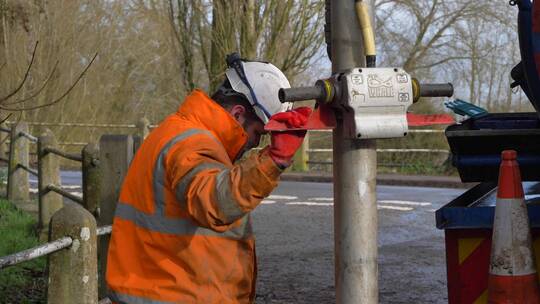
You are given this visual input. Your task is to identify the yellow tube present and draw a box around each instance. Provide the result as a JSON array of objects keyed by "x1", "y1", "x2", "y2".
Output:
[
  {"x1": 412, "y1": 78, "x2": 421, "y2": 103},
  {"x1": 354, "y1": 0, "x2": 376, "y2": 57}
]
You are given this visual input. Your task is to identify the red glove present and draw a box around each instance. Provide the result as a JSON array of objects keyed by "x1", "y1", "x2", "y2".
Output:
[{"x1": 268, "y1": 107, "x2": 312, "y2": 167}]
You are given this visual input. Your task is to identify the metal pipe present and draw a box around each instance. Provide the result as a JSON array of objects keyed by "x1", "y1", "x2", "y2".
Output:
[
  {"x1": 44, "y1": 147, "x2": 83, "y2": 162},
  {"x1": 19, "y1": 131, "x2": 38, "y2": 142},
  {"x1": 17, "y1": 163, "x2": 38, "y2": 176},
  {"x1": 0, "y1": 236, "x2": 72, "y2": 269},
  {"x1": 46, "y1": 184, "x2": 83, "y2": 204},
  {"x1": 279, "y1": 86, "x2": 325, "y2": 103},
  {"x1": 419, "y1": 83, "x2": 454, "y2": 98},
  {"x1": 412, "y1": 79, "x2": 454, "y2": 102},
  {"x1": 332, "y1": 1, "x2": 378, "y2": 303}
]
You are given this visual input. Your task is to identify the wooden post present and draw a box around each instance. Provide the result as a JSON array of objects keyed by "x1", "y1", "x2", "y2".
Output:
[
  {"x1": 134, "y1": 117, "x2": 150, "y2": 153},
  {"x1": 97, "y1": 135, "x2": 134, "y2": 298},
  {"x1": 38, "y1": 129, "x2": 63, "y2": 237},
  {"x1": 0, "y1": 122, "x2": 8, "y2": 163},
  {"x1": 82, "y1": 143, "x2": 101, "y2": 217},
  {"x1": 136, "y1": 117, "x2": 150, "y2": 139},
  {"x1": 47, "y1": 203, "x2": 98, "y2": 304},
  {"x1": 7, "y1": 122, "x2": 29, "y2": 203},
  {"x1": 292, "y1": 132, "x2": 309, "y2": 172}
]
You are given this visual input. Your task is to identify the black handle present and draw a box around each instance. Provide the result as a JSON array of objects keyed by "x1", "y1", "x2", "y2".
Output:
[
  {"x1": 419, "y1": 83, "x2": 454, "y2": 98},
  {"x1": 278, "y1": 86, "x2": 326, "y2": 103}
]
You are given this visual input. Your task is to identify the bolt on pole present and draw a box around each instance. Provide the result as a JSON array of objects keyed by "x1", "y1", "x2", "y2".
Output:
[{"x1": 331, "y1": 1, "x2": 378, "y2": 303}]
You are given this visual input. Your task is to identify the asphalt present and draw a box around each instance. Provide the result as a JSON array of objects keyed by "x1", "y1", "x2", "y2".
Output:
[{"x1": 281, "y1": 172, "x2": 473, "y2": 189}]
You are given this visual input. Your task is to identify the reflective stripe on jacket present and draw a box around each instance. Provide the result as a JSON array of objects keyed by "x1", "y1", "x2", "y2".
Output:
[{"x1": 106, "y1": 90, "x2": 282, "y2": 303}]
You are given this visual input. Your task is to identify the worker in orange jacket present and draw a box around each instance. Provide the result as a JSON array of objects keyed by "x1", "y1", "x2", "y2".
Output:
[{"x1": 106, "y1": 53, "x2": 312, "y2": 303}]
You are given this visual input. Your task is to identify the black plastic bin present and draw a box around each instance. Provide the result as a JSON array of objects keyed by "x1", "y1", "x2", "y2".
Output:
[{"x1": 446, "y1": 112, "x2": 540, "y2": 182}]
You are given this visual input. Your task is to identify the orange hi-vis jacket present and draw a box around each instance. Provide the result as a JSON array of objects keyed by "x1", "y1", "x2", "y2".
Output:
[{"x1": 106, "y1": 90, "x2": 283, "y2": 303}]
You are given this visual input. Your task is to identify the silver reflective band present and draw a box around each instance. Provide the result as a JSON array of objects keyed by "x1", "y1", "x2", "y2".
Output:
[
  {"x1": 153, "y1": 129, "x2": 218, "y2": 216},
  {"x1": 115, "y1": 202, "x2": 252, "y2": 240},
  {"x1": 109, "y1": 291, "x2": 175, "y2": 304},
  {"x1": 175, "y1": 162, "x2": 227, "y2": 210},
  {"x1": 215, "y1": 169, "x2": 245, "y2": 223}
]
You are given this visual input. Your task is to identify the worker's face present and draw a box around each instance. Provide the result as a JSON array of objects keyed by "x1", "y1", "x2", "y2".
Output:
[
  {"x1": 230, "y1": 105, "x2": 267, "y2": 159},
  {"x1": 241, "y1": 117, "x2": 266, "y2": 150}
]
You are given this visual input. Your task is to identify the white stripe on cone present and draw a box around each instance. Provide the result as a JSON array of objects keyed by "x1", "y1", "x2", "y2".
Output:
[{"x1": 490, "y1": 198, "x2": 536, "y2": 276}]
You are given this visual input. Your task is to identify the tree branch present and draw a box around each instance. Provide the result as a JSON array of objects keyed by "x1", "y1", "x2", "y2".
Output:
[
  {"x1": 0, "y1": 53, "x2": 97, "y2": 111},
  {"x1": 0, "y1": 41, "x2": 39, "y2": 103}
]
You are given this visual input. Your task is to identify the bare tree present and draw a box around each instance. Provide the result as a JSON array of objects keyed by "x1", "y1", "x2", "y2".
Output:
[
  {"x1": 375, "y1": 0, "x2": 525, "y2": 112},
  {"x1": 168, "y1": 0, "x2": 325, "y2": 91}
]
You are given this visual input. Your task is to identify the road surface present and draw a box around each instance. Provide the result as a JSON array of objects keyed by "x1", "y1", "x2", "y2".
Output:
[
  {"x1": 32, "y1": 172, "x2": 466, "y2": 303},
  {"x1": 253, "y1": 181, "x2": 464, "y2": 303}
]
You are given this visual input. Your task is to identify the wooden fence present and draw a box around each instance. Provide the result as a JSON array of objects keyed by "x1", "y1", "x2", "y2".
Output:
[
  {"x1": 0, "y1": 121, "x2": 147, "y2": 303},
  {"x1": 0, "y1": 117, "x2": 449, "y2": 302},
  {"x1": 1, "y1": 119, "x2": 449, "y2": 173}
]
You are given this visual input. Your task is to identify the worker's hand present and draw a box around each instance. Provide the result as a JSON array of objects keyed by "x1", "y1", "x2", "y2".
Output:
[{"x1": 268, "y1": 107, "x2": 312, "y2": 168}]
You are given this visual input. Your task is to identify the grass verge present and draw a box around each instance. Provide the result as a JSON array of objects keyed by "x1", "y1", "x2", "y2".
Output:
[{"x1": 0, "y1": 199, "x2": 46, "y2": 303}]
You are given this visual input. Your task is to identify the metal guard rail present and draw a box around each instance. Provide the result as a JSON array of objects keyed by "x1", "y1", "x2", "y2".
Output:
[
  {"x1": 0, "y1": 225, "x2": 112, "y2": 270},
  {"x1": 17, "y1": 163, "x2": 38, "y2": 176},
  {"x1": 44, "y1": 147, "x2": 83, "y2": 162},
  {"x1": 19, "y1": 131, "x2": 38, "y2": 142},
  {"x1": 46, "y1": 184, "x2": 83, "y2": 204}
]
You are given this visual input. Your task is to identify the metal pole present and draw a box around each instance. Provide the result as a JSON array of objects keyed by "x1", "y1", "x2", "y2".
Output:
[{"x1": 332, "y1": 1, "x2": 378, "y2": 303}]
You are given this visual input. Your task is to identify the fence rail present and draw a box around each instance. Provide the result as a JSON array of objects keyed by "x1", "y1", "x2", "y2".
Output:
[
  {"x1": 0, "y1": 122, "x2": 139, "y2": 303},
  {"x1": 46, "y1": 184, "x2": 83, "y2": 204},
  {"x1": 0, "y1": 236, "x2": 73, "y2": 269},
  {"x1": 45, "y1": 146, "x2": 83, "y2": 162},
  {"x1": 0, "y1": 224, "x2": 113, "y2": 270},
  {"x1": 0, "y1": 118, "x2": 450, "y2": 302}
]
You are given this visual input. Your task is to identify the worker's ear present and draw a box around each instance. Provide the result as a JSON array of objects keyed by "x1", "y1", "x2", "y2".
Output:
[{"x1": 229, "y1": 104, "x2": 247, "y2": 123}]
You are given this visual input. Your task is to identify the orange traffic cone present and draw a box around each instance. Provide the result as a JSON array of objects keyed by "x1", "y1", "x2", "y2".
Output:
[{"x1": 488, "y1": 150, "x2": 540, "y2": 303}]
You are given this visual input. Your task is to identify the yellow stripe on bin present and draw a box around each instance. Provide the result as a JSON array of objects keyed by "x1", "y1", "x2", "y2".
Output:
[
  {"x1": 458, "y1": 238, "x2": 485, "y2": 265},
  {"x1": 473, "y1": 290, "x2": 488, "y2": 304}
]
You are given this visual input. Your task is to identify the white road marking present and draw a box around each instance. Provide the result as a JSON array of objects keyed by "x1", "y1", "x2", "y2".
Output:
[
  {"x1": 268, "y1": 195, "x2": 298, "y2": 200},
  {"x1": 307, "y1": 198, "x2": 429, "y2": 208},
  {"x1": 285, "y1": 201, "x2": 414, "y2": 211},
  {"x1": 311, "y1": 197, "x2": 333, "y2": 201},
  {"x1": 261, "y1": 200, "x2": 276, "y2": 204},
  {"x1": 378, "y1": 200, "x2": 431, "y2": 206},
  {"x1": 287, "y1": 202, "x2": 333, "y2": 206},
  {"x1": 60, "y1": 185, "x2": 82, "y2": 189},
  {"x1": 378, "y1": 205, "x2": 413, "y2": 211}
]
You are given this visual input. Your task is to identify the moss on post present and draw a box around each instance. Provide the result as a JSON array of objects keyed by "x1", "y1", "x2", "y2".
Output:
[
  {"x1": 7, "y1": 123, "x2": 30, "y2": 203},
  {"x1": 38, "y1": 129, "x2": 63, "y2": 237},
  {"x1": 82, "y1": 143, "x2": 101, "y2": 217}
]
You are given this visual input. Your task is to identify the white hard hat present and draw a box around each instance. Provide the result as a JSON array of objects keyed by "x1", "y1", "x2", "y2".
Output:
[{"x1": 225, "y1": 57, "x2": 293, "y2": 123}]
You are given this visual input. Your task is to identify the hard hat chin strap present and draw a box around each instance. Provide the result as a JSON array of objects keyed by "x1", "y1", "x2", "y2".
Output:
[{"x1": 226, "y1": 53, "x2": 272, "y2": 120}]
